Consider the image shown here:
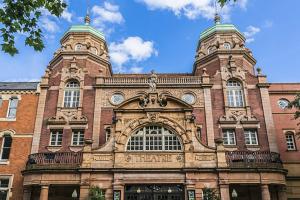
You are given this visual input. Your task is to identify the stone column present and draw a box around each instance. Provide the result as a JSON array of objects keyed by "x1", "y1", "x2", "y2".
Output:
[
  {"x1": 23, "y1": 186, "x2": 31, "y2": 200},
  {"x1": 278, "y1": 186, "x2": 287, "y2": 200},
  {"x1": 79, "y1": 185, "x2": 90, "y2": 200},
  {"x1": 219, "y1": 184, "x2": 230, "y2": 200},
  {"x1": 261, "y1": 184, "x2": 271, "y2": 200},
  {"x1": 39, "y1": 185, "x2": 49, "y2": 200}
]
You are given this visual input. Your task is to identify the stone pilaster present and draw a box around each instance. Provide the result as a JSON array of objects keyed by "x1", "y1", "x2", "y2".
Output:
[
  {"x1": 31, "y1": 82, "x2": 48, "y2": 153},
  {"x1": 257, "y1": 74, "x2": 278, "y2": 152},
  {"x1": 219, "y1": 184, "x2": 230, "y2": 200},
  {"x1": 92, "y1": 77, "x2": 104, "y2": 148},
  {"x1": 261, "y1": 184, "x2": 271, "y2": 200},
  {"x1": 79, "y1": 185, "x2": 90, "y2": 200},
  {"x1": 23, "y1": 186, "x2": 31, "y2": 200},
  {"x1": 40, "y1": 185, "x2": 49, "y2": 200}
]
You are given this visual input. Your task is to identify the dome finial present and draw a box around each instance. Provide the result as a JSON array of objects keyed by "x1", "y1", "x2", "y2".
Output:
[
  {"x1": 84, "y1": 0, "x2": 91, "y2": 25},
  {"x1": 214, "y1": 13, "x2": 221, "y2": 24}
]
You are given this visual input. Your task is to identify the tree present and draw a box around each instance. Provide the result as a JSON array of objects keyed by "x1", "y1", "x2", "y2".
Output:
[
  {"x1": 89, "y1": 186, "x2": 105, "y2": 200},
  {"x1": 203, "y1": 187, "x2": 221, "y2": 200},
  {"x1": 218, "y1": 0, "x2": 238, "y2": 7},
  {"x1": 0, "y1": 0, "x2": 66, "y2": 56},
  {"x1": 288, "y1": 94, "x2": 300, "y2": 137}
]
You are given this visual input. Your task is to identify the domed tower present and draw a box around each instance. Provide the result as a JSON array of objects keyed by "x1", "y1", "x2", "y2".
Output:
[{"x1": 193, "y1": 14, "x2": 256, "y2": 76}]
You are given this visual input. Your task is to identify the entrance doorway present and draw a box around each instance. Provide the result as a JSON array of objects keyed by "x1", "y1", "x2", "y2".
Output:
[{"x1": 125, "y1": 184, "x2": 184, "y2": 200}]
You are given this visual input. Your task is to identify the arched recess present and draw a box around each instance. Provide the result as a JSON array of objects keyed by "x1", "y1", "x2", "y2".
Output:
[{"x1": 115, "y1": 115, "x2": 192, "y2": 152}]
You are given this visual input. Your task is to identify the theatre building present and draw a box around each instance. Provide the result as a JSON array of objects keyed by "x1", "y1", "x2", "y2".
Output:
[
  {"x1": 0, "y1": 82, "x2": 39, "y2": 200},
  {"x1": 22, "y1": 15, "x2": 288, "y2": 200}
]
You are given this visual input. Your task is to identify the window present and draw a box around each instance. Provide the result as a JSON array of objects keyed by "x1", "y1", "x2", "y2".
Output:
[
  {"x1": 0, "y1": 96, "x2": 2, "y2": 107},
  {"x1": 244, "y1": 129, "x2": 258, "y2": 145},
  {"x1": 72, "y1": 130, "x2": 84, "y2": 146},
  {"x1": 7, "y1": 97, "x2": 18, "y2": 118},
  {"x1": 75, "y1": 43, "x2": 83, "y2": 51},
  {"x1": 207, "y1": 47, "x2": 214, "y2": 54},
  {"x1": 226, "y1": 80, "x2": 244, "y2": 107},
  {"x1": 278, "y1": 99, "x2": 289, "y2": 110},
  {"x1": 127, "y1": 125, "x2": 182, "y2": 151},
  {"x1": 64, "y1": 81, "x2": 80, "y2": 108},
  {"x1": 224, "y1": 42, "x2": 231, "y2": 50},
  {"x1": 0, "y1": 135, "x2": 12, "y2": 160},
  {"x1": 196, "y1": 127, "x2": 202, "y2": 139},
  {"x1": 105, "y1": 127, "x2": 111, "y2": 142},
  {"x1": 286, "y1": 132, "x2": 296, "y2": 150},
  {"x1": 223, "y1": 129, "x2": 236, "y2": 145},
  {"x1": 0, "y1": 178, "x2": 9, "y2": 200},
  {"x1": 50, "y1": 130, "x2": 63, "y2": 146}
]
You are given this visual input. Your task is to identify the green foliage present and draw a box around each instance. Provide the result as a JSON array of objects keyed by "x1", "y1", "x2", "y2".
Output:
[
  {"x1": 0, "y1": 0, "x2": 66, "y2": 56},
  {"x1": 89, "y1": 186, "x2": 105, "y2": 200},
  {"x1": 218, "y1": 0, "x2": 238, "y2": 7},
  {"x1": 203, "y1": 187, "x2": 221, "y2": 200},
  {"x1": 289, "y1": 93, "x2": 300, "y2": 120}
]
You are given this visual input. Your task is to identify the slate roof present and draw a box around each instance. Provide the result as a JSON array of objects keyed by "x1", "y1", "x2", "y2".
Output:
[{"x1": 0, "y1": 82, "x2": 39, "y2": 91}]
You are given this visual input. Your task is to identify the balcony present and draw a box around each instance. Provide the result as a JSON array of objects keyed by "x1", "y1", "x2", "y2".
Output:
[
  {"x1": 225, "y1": 151, "x2": 283, "y2": 169},
  {"x1": 26, "y1": 152, "x2": 83, "y2": 170}
]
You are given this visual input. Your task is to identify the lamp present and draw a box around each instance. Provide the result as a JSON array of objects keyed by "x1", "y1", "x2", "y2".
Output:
[
  {"x1": 167, "y1": 187, "x2": 172, "y2": 193},
  {"x1": 137, "y1": 188, "x2": 141, "y2": 193},
  {"x1": 231, "y1": 189, "x2": 238, "y2": 199},
  {"x1": 72, "y1": 189, "x2": 78, "y2": 199}
]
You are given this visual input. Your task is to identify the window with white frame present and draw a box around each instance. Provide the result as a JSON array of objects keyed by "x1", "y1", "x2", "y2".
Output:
[
  {"x1": 64, "y1": 81, "x2": 80, "y2": 108},
  {"x1": 105, "y1": 127, "x2": 111, "y2": 142},
  {"x1": 222, "y1": 129, "x2": 236, "y2": 145},
  {"x1": 75, "y1": 43, "x2": 83, "y2": 51},
  {"x1": 72, "y1": 129, "x2": 84, "y2": 146},
  {"x1": 286, "y1": 132, "x2": 296, "y2": 150},
  {"x1": 127, "y1": 125, "x2": 182, "y2": 151},
  {"x1": 224, "y1": 42, "x2": 231, "y2": 50},
  {"x1": 50, "y1": 130, "x2": 63, "y2": 146},
  {"x1": 7, "y1": 97, "x2": 18, "y2": 118},
  {"x1": 0, "y1": 178, "x2": 10, "y2": 200},
  {"x1": 0, "y1": 135, "x2": 12, "y2": 160},
  {"x1": 244, "y1": 129, "x2": 258, "y2": 145},
  {"x1": 226, "y1": 80, "x2": 244, "y2": 107}
]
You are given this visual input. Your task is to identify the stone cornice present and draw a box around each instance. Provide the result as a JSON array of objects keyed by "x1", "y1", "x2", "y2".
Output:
[{"x1": 48, "y1": 51, "x2": 113, "y2": 75}]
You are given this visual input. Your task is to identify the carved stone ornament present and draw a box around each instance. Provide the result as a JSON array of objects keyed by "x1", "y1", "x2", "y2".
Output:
[
  {"x1": 147, "y1": 112, "x2": 159, "y2": 122},
  {"x1": 139, "y1": 95, "x2": 149, "y2": 108},
  {"x1": 47, "y1": 115, "x2": 67, "y2": 125},
  {"x1": 148, "y1": 70, "x2": 157, "y2": 92}
]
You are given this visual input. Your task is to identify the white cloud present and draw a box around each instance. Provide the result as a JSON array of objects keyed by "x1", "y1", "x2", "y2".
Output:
[
  {"x1": 263, "y1": 20, "x2": 273, "y2": 28},
  {"x1": 61, "y1": 9, "x2": 73, "y2": 22},
  {"x1": 92, "y1": 2, "x2": 124, "y2": 26},
  {"x1": 41, "y1": 17, "x2": 59, "y2": 33},
  {"x1": 243, "y1": 25, "x2": 260, "y2": 43},
  {"x1": 130, "y1": 67, "x2": 143, "y2": 73},
  {"x1": 109, "y1": 36, "x2": 157, "y2": 72},
  {"x1": 137, "y1": 0, "x2": 248, "y2": 20}
]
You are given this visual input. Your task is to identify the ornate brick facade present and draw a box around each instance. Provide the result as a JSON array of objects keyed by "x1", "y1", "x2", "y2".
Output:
[{"x1": 0, "y1": 16, "x2": 297, "y2": 200}]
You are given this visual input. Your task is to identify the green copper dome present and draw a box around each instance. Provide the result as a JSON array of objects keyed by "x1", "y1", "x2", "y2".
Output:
[
  {"x1": 200, "y1": 15, "x2": 244, "y2": 41},
  {"x1": 63, "y1": 24, "x2": 105, "y2": 40}
]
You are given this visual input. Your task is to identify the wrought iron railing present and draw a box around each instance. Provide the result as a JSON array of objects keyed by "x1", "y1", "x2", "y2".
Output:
[
  {"x1": 26, "y1": 152, "x2": 83, "y2": 170},
  {"x1": 225, "y1": 151, "x2": 283, "y2": 169}
]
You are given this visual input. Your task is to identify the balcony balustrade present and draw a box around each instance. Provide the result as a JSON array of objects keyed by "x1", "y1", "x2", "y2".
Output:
[
  {"x1": 225, "y1": 151, "x2": 283, "y2": 169},
  {"x1": 26, "y1": 152, "x2": 83, "y2": 170}
]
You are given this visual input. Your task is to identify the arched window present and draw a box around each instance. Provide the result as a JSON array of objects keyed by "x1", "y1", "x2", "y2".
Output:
[
  {"x1": 226, "y1": 80, "x2": 244, "y2": 107},
  {"x1": 207, "y1": 46, "x2": 214, "y2": 55},
  {"x1": 224, "y1": 42, "x2": 231, "y2": 50},
  {"x1": 1, "y1": 134, "x2": 12, "y2": 160},
  {"x1": 64, "y1": 81, "x2": 80, "y2": 108},
  {"x1": 126, "y1": 125, "x2": 182, "y2": 151},
  {"x1": 285, "y1": 131, "x2": 296, "y2": 150}
]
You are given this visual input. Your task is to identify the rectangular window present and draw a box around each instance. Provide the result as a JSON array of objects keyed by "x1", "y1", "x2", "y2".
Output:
[
  {"x1": 286, "y1": 134, "x2": 296, "y2": 150},
  {"x1": 105, "y1": 127, "x2": 111, "y2": 142},
  {"x1": 244, "y1": 129, "x2": 258, "y2": 145},
  {"x1": 72, "y1": 130, "x2": 84, "y2": 146},
  {"x1": 0, "y1": 97, "x2": 2, "y2": 107},
  {"x1": 50, "y1": 130, "x2": 63, "y2": 146},
  {"x1": 196, "y1": 127, "x2": 202, "y2": 139},
  {"x1": 1, "y1": 135, "x2": 12, "y2": 160},
  {"x1": 7, "y1": 98, "x2": 18, "y2": 118},
  {"x1": 64, "y1": 90, "x2": 80, "y2": 108},
  {"x1": 0, "y1": 178, "x2": 9, "y2": 200},
  {"x1": 223, "y1": 129, "x2": 236, "y2": 145}
]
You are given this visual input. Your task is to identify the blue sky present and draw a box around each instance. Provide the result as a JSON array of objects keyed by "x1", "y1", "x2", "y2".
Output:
[{"x1": 0, "y1": 0, "x2": 299, "y2": 82}]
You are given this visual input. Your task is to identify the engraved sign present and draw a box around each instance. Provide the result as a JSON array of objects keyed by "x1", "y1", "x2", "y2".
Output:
[
  {"x1": 195, "y1": 154, "x2": 215, "y2": 161},
  {"x1": 93, "y1": 154, "x2": 113, "y2": 161},
  {"x1": 125, "y1": 154, "x2": 183, "y2": 163}
]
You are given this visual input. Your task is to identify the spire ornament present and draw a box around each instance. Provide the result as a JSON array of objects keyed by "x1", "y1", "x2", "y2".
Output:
[{"x1": 84, "y1": 0, "x2": 91, "y2": 25}]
